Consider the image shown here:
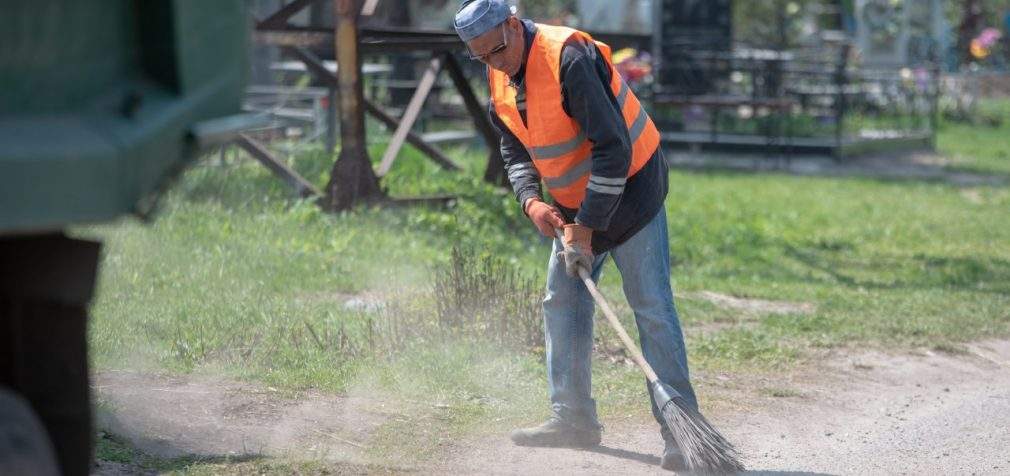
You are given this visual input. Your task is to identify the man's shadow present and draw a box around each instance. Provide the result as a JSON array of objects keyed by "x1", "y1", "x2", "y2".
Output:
[
  {"x1": 585, "y1": 444, "x2": 661, "y2": 465},
  {"x1": 585, "y1": 445, "x2": 833, "y2": 475}
]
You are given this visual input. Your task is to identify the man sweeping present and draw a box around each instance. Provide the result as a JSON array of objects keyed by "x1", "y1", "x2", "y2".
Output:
[{"x1": 454, "y1": 1, "x2": 699, "y2": 471}]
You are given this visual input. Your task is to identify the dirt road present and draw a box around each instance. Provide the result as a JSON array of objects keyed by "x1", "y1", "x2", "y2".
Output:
[
  {"x1": 93, "y1": 372, "x2": 388, "y2": 464},
  {"x1": 93, "y1": 340, "x2": 1010, "y2": 475},
  {"x1": 438, "y1": 340, "x2": 1010, "y2": 475}
]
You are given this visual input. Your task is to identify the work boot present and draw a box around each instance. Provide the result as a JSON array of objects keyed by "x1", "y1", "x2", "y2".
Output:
[
  {"x1": 660, "y1": 437, "x2": 688, "y2": 472},
  {"x1": 509, "y1": 417, "x2": 601, "y2": 448}
]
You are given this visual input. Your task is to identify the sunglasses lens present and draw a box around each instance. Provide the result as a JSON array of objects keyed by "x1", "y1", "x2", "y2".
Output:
[
  {"x1": 466, "y1": 25, "x2": 508, "y2": 61},
  {"x1": 469, "y1": 45, "x2": 502, "y2": 61}
]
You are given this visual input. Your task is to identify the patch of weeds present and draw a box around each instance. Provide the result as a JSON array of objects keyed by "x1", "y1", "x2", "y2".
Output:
[
  {"x1": 171, "y1": 459, "x2": 366, "y2": 476},
  {"x1": 360, "y1": 340, "x2": 647, "y2": 466},
  {"x1": 359, "y1": 341, "x2": 547, "y2": 465},
  {"x1": 931, "y1": 342, "x2": 969, "y2": 355},
  {"x1": 592, "y1": 358, "x2": 653, "y2": 418},
  {"x1": 763, "y1": 312, "x2": 839, "y2": 337},
  {"x1": 95, "y1": 432, "x2": 266, "y2": 472},
  {"x1": 95, "y1": 432, "x2": 137, "y2": 464},
  {"x1": 758, "y1": 387, "x2": 803, "y2": 398},
  {"x1": 352, "y1": 246, "x2": 545, "y2": 359},
  {"x1": 812, "y1": 237, "x2": 854, "y2": 252},
  {"x1": 430, "y1": 246, "x2": 543, "y2": 350},
  {"x1": 366, "y1": 412, "x2": 448, "y2": 465},
  {"x1": 95, "y1": 431, "x2": 378, "y2": 475},
  {"x1": 691, "y1": 329, "x2": 799, "y2": 371}
]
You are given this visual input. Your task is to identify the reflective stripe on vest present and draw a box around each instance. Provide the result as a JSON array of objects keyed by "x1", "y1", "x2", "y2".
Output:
[{"x1": 489, "y1": 23, "x2": 660, "y2": 209}]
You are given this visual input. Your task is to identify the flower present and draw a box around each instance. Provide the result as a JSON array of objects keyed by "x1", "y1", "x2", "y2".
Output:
[
  {"x1": 970, "y1": 27, "x2": 1003, "y2": 59},
  {"x1": 977, "y1": 28, "x2": 1003, "y2": 48},
  {"x1": 613, "y1": 48, "x2": 652, "y2": 85}
]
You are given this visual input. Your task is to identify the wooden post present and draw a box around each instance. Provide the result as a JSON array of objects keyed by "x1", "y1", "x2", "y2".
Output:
[
  {"x1": 236, "y1": 134, "x2": 322, "y2": 198},
  {"x1": 288, "y1": 46, "x2": 459, "y2": 171},
  {"x1": 326, "y1": 86, "x2": 337, "y2": 154},
  {"x1": 376, "y1": 55, "x2": 443, "y2": 177},
  {"x1": 322, "y1": 0, "x2": 384, "y2": 211}
]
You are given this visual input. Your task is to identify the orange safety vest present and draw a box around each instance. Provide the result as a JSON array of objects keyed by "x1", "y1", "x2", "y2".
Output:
[{"x1": 489, "y1": 24, "x2": 660, "y2": 209}]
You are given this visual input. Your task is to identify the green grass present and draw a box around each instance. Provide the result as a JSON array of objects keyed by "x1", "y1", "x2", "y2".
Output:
[
  {"x1": 81, "y1": 103, "x2": 1010, "y2": 470},
  {"x1": 662, "y1": 172, "x2": 1010, "y2": 349},
  {"x1": 95, "y1": 432, "x2": 266, "y2": 473},
  {"x1": 937, "y1": 98, "x2": 1010, "y2": 175},
  {"x1": 96, "y1": 431, "x2": 378, "y2": 474}
]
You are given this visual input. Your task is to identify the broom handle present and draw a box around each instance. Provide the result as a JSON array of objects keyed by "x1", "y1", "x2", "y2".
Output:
[{"x1": 555, "y1": 229, "x2": 659, "y2": 383}]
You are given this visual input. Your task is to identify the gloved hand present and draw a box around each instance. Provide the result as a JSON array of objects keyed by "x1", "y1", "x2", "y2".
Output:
[
  {"x1": 558, "y1": 223, "x2": 593, "y2": 277},
  {"x1": 524, "y1": 198, "x2": 565, "y2": 238}
]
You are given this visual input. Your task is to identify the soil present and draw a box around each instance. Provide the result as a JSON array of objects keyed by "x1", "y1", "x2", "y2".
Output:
[
  {"x1": 92, "y1": 339, "x2": 1010, "y2": 475},
  {"x1": 684, "y1": 291, "x2": 816, "y2": 316},
  {"x1": 436, "y1": 340, "x2": 1010, "y2": 475},
  {"x1": 92, "y1": 371, "x2": 389, "y2": 463}
]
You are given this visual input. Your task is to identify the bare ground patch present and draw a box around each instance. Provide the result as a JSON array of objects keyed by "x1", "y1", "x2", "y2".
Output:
[
  {"x1": 294, "y1": 290, "x2": 388, "y2": 312},
  {"x1": 684, "y1": 291, "x2": 816, "y2": 317},
  {"x1": 677, "y1": 291, "x2": 815, "y2": 336},
  {"x1": 91, "y1": 340, "x2": 1010, "y2": 475},
  {"x1": 435, "y1": 339, "x2": 1010, "y2": 475},
  {"x1": 93, "y1": 371, "x2": 392, "y2": 465}
]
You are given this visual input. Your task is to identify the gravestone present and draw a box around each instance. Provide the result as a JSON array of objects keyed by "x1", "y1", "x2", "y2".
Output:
[
  {"x1": 653, "y1": 0, "x2": 733, "y2": 95},
  {"x1": 854, "y1": 0, "x2": 946, "y2": 66}
]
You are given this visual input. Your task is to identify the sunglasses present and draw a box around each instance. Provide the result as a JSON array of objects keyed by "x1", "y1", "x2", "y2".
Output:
[{"x1": 466, "y1": 24, "x2": 508, "y2": 62}]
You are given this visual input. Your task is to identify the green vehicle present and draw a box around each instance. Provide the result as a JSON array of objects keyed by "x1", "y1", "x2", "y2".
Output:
[{"x1": 1, "y1": 2, "x2": 248, "y2": 474}]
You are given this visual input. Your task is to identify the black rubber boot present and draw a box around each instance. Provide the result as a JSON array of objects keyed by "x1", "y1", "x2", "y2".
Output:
[{"x1": 509, "y1": 418, "x2": 602, "y2": 448}]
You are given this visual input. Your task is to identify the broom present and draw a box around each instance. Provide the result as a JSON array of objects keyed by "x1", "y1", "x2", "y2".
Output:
[{"x1": 556, "y1": 231, "x2": 745, "y2": 473}]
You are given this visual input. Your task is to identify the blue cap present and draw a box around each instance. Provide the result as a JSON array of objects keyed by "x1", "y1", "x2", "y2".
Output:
[{"x1": 454, "y1": 0, "x2": 517, "y2": 42}]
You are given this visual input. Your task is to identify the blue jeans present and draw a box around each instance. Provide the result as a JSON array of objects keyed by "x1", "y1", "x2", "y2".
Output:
[{"x1": 543, "y1": 208, "x2": 697, "y2": 433}]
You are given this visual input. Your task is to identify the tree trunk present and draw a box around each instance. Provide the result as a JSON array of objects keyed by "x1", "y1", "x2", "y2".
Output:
[{"x1": 322, "y1": 0, "x2": 384, "y2": 211}]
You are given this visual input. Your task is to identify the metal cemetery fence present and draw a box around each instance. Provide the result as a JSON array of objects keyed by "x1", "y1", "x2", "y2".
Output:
[{"x1": 651, "y1": 43, "x2": 939, "y2": 158}]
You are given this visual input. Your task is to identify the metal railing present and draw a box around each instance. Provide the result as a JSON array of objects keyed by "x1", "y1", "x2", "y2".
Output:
[{"x1": 651, "y1": 42, "x2": 940, "y2": 156}]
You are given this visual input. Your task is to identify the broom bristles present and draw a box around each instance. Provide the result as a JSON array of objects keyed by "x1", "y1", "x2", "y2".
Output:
[{"x1": 661, "y1": 397, "x2": 745, "y2": 474}]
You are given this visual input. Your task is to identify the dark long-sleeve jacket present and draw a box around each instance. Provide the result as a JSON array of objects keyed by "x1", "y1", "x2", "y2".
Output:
[{"x1": 489, "y1": 20, "x2": 668, "y2": 254}]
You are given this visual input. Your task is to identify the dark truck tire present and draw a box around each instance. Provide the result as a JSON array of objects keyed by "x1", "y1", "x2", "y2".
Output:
[
  {"x1": 1, "y1": 235, "x2": 99, "y2": 476},
  {"x1": 0, "y1": 388, "x2": 61, "y2": 476}
]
